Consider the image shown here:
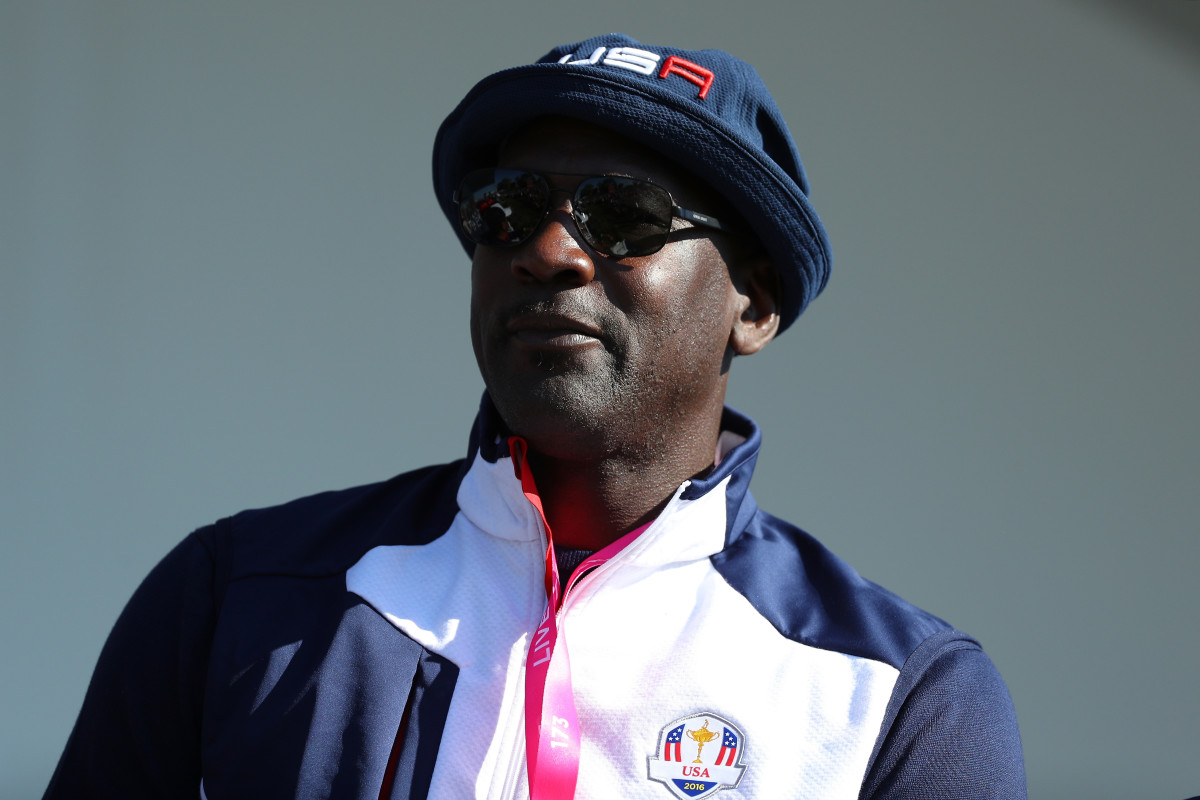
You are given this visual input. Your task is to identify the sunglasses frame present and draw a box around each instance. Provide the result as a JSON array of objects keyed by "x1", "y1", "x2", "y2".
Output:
[{"x1": 453, "y1": 168, "x2": 730, "y2": 258}]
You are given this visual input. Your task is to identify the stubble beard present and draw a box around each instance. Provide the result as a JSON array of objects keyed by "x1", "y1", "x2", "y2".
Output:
[{"x1": 483, "y1": 343, "x2": 637, "y2": 463}]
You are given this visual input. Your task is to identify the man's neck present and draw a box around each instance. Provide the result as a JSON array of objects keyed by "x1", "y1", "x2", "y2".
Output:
[{"x1": 522, "y1": 420, "x2": 722, "y2": 551}]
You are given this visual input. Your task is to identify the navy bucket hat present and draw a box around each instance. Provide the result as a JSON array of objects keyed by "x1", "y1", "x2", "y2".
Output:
[{"x1": 432, "y1": 33, "x2": 832, "y2": 332}]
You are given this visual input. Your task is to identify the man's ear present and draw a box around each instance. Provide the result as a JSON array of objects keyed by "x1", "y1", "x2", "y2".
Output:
[{"x1": 729, "y1": 257, "x2": 780, "y2": 356}]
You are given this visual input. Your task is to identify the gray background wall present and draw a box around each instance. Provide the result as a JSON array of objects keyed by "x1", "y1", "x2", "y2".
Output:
[{"x1": 3, "y1": 1, "x2": 1197, "y2": 797}]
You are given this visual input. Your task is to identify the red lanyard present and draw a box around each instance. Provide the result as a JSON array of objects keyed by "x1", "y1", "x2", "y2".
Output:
[{"x1": 510, "y1": 437, "x2": 646, "y2": 800}]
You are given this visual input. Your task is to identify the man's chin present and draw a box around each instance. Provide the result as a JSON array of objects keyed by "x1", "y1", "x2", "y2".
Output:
[{"x1": 488, "y1": 378, "x2": 623, "y2": 460}]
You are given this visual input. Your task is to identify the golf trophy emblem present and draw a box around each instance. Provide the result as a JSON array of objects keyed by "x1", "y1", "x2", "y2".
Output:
[{"x1": 647, "y1": 712, "x2": 747, "y2": 799}]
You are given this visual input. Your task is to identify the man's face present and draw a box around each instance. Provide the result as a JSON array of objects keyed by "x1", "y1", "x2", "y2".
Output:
[{"x1": 469, "y1": 117, "x2": 748, "y2": 462}]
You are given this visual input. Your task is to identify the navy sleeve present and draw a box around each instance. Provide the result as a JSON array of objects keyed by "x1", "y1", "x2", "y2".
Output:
[
  {"x1": 859, "y1": 631, "x2": 1027, "y2": 800},
  {"x1": 43, "y1": 529, "x2": 220, "y2": 799}
]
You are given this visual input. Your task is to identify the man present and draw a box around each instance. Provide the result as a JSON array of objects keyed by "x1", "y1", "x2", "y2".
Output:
[{"x1": 46, "y1": 34, "x2": 1025, "y2": 799}]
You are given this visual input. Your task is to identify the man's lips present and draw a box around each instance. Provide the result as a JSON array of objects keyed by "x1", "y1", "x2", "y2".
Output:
[{"x1": 503, "y1": 312, "x2": 606, "y2": 349}]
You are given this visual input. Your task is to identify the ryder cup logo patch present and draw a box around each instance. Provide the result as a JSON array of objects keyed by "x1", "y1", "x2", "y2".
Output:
[{"x1": 647, "y1": 712, "x2": 746, "y2": 799}]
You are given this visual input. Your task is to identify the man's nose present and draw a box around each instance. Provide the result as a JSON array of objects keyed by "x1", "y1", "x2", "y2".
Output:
[{"x1": 509, "y1": 199, "x2": 596, "y2": 285}]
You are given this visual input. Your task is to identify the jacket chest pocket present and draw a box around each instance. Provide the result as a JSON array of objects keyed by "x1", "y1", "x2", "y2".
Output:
[{"x1": 202, "y1": 587, "x2": 459, "y2": 800}]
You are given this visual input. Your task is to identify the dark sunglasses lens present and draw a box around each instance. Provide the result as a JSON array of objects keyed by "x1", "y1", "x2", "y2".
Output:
[
  {"x1": 574, "y1": 177, "x2": 673, "y2": 257},
  {"x1": 457, "y1": 169, "x2": 550, "y2": 247}
]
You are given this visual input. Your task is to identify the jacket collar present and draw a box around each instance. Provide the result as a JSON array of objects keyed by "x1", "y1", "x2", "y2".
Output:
[{"x1": 464, "y1": 393, "x2": 763, "y2": 549}]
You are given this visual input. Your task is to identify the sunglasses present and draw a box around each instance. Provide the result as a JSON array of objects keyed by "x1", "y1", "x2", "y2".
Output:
[{"x1": 453, "y1": 168, "x2": 730, "y2": 258}]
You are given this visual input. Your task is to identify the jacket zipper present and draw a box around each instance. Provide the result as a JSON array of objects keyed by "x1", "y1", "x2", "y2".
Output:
[{"x1": 498, "y1": 538, "x2": 635, "y2": 798}]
